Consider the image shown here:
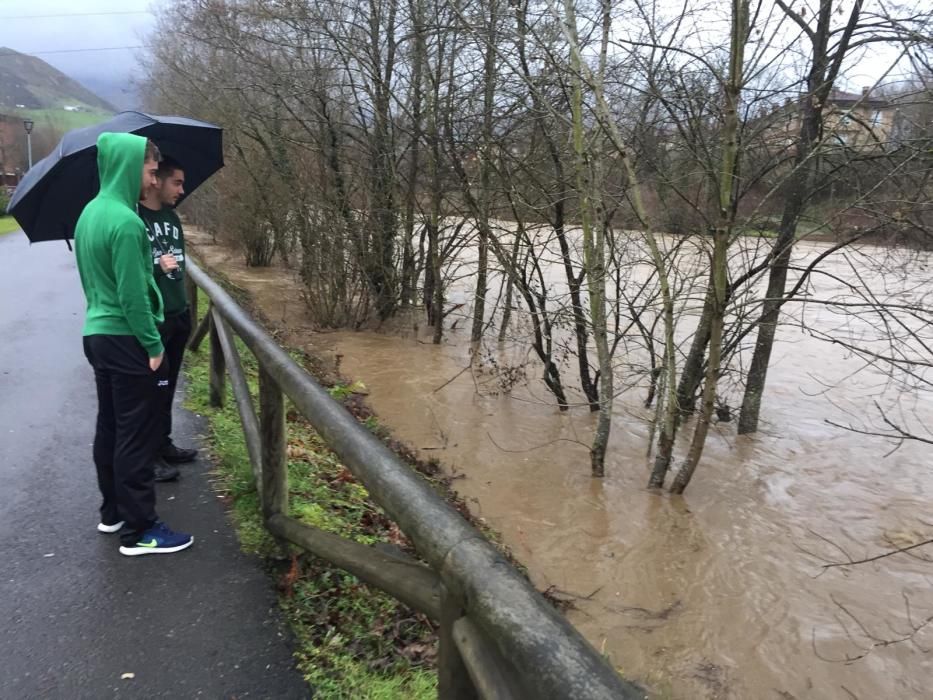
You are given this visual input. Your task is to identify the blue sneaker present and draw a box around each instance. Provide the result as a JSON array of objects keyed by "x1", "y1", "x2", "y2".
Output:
[{"x1": 119, "y1": 521, "x2": 194, "y2": 556}]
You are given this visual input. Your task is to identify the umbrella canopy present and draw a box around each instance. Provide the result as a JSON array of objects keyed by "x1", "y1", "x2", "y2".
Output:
[{"x1": 7, "y1": 111, "x2": 223, "y2": 243}]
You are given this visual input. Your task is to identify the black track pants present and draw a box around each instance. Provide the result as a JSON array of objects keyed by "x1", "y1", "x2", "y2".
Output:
[
  {"x1": 157, "y1": 309, "x2": 192, "y2": 447},
  {"x1": 83, "y1": 335, "x2": 167, "y2": 541}
]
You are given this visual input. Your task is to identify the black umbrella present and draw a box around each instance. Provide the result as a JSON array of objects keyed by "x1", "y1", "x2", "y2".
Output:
[{"x1": 6, "y1": 111, "x2": 223, "y2": 243}]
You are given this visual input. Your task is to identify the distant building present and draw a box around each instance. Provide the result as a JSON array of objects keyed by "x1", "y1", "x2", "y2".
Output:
[
  {"x1": 820, "y1": 88, "x2": 894, "y2": 146},
  {"x1": 0, "y1": 113, "x2": 25, "y2": 190},
  {"x1": 759, "y1": 87, "x2": 896, "y2": 150}
]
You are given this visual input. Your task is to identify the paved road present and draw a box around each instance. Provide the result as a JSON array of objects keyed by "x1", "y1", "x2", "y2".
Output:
[{"x1": 0, "y1": 231, "x2": 310, "y2": 699}]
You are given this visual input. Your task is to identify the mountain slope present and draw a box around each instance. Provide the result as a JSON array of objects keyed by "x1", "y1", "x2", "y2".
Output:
[{"x1": 0, "y1": 47, "x2": 115, "y2": 112}]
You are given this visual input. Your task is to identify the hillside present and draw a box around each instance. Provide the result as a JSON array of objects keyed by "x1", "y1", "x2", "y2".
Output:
[{"x1": 0, "y1": 47, "x2": 115, "y2": 113}]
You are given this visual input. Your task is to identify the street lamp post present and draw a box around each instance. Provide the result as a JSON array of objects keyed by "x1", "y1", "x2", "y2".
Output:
[{"x1": 23, "y1": 119, "x2": 34, "y2": 171}]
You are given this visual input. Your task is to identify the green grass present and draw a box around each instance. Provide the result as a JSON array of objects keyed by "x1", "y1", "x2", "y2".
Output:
[
  {"x1": 184, "y1": 294, "x2": 437, "y2": 700},
  {"x1": 0, "y1": 216, "x2": 20, "y2": 236},
  {"x1": 14, "y1": 107, "x2": 112, "y2": 131}
]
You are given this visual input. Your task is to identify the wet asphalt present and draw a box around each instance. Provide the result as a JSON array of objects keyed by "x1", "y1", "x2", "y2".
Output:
[{"x1": 0, "y1": 231, "x2": 311, "y2": 699}]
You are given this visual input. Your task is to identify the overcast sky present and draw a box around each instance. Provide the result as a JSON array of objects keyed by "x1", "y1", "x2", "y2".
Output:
[
  {"x1": 0, "y1": 0, "x2": 156, "y2": 107},
  {"x1": 0, "y1": 0, "x2": 914, "y2": 110}
]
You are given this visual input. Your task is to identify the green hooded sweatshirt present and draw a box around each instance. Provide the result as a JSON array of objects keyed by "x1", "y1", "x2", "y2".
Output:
[{"x1": 75, "y1": 132, "x2": 165, "y2": 357}]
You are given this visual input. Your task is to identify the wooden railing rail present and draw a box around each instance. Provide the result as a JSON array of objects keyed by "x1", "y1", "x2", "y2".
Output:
[{"x1": 184, "y1": 260, "x2": 641, "y2": 700}]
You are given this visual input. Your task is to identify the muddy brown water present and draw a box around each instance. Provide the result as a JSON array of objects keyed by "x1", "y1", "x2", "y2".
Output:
[{"x1": 189, "y1": 230, "x2": 933, "y2": 699}]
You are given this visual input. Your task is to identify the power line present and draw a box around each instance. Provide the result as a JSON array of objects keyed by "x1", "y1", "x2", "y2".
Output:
[
  {"x1": 0, "y1": 46, "x2": 145, "y2": 57},
  {"x1": 0, "y1": 11, "x2": 152, "y2": 19}
]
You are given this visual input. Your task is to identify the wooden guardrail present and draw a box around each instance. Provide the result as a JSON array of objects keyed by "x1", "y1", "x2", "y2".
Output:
[{"x1": 184, "y1": 260, "x2": 642, "y2": 700}]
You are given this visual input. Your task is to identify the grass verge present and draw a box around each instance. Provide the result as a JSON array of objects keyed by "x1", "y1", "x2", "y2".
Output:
[
  {"x1": 0, "y1": 216, "x2": 19, "y2": 236},
  {"x1": 184, "y1": 293, "x2": 438, "y2": 699},
  {"x1": 13, "y1": 107, "x2": 113, "y2": 131}
]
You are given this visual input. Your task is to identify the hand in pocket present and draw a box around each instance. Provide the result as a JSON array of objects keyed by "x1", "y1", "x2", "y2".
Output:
[{"x1": 150, "y1": 353, "x2": 164, "y2": 372}]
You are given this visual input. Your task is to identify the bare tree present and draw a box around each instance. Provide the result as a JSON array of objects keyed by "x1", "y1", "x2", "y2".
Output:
[{"x1": 142, "y1": 0, "x2": 933, "y2": 490}]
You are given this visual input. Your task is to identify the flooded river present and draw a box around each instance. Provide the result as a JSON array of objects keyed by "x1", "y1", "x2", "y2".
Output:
[{"x1": 191, "y1": 230, "x2": 933, "y2": 699}]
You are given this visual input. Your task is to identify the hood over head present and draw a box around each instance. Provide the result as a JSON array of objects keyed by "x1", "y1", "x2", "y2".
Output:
[{"x1": 96, "y1": 132, "x2": 147, "y2": 208}]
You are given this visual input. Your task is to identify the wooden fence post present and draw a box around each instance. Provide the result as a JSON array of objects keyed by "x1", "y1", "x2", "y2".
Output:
[
  {"x1": 208, "y1": 311, "x2": 225, "y2": 408},
  {"x1": 189, "y1": 301, "x2": 213, "y2": 352},
  {"x1": 185, "y1": 273, "x2": 198, "y2": 342},
  {"x1": 210, "y1": 312, "x2": 263, "y2": 491},
  {"x1": 452, "y1": 618, "x2": 524, "y2": 699},
  {"x1": 259, "y1": 364, "x2": 288, "y2": 521},
  {"x1": 438, "y1": 584, "x2": 477, "y2": 700}
]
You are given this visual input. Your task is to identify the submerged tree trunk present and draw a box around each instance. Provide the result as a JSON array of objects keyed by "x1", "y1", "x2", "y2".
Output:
[
  {"x1": 498, "y1": 183, "x2": 570, "y2": 408},
  {"x1": 470, "y1": 0, "x2": 498, "y2": 344},
  {"x1": 738, "y1": 0, "x2": 862, "y2": 434},
  {"x1": 671, "y1": 0, "x2": 748, "y2": 493},
  {"x1": 515, "y1": 2, "x2": 598, "y2": 410},
  {"x1": 426, "y1": 15, "x2": 448, "y2": 344},
  {"x1": 400, "y1": 0, "x2": 426, "y2": 308},
  {"x1": 676, "y1": 289, "x2": 715, "y2": 416},
  {"x1": 670, "y1": 231, "x2": 729, "y2": 493},
  {"x1": 736, "y1": 189, "x2": 805, "y2": 434},
  {"x1": 431, "y1": 221, "x2": 444, "y2": 344},
  {"x1": 564, "y1": 0, "x2": 613, "y2": 475},
  {"x1": 545, "y1": 0, "x2": 674, "y2": 485},
  {"x1": 498, "y1": 225, "x2": 521, "y2": 343},
  {"x1": 368, "y1": 0, "x2": 401, "y2": 321}
]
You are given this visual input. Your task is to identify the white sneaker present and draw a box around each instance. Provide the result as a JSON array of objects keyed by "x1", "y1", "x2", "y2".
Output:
[{"x1": 97, "y1": 520, "x2": 125, "y2": 534}]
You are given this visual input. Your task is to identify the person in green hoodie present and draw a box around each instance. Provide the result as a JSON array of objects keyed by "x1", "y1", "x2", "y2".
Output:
[
  {"x1": 138, "y1": 156, "x2": 198, "y2": 477},
  {"x1": 76, "y1": 132, "x2": 194, "y2": 557}
]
